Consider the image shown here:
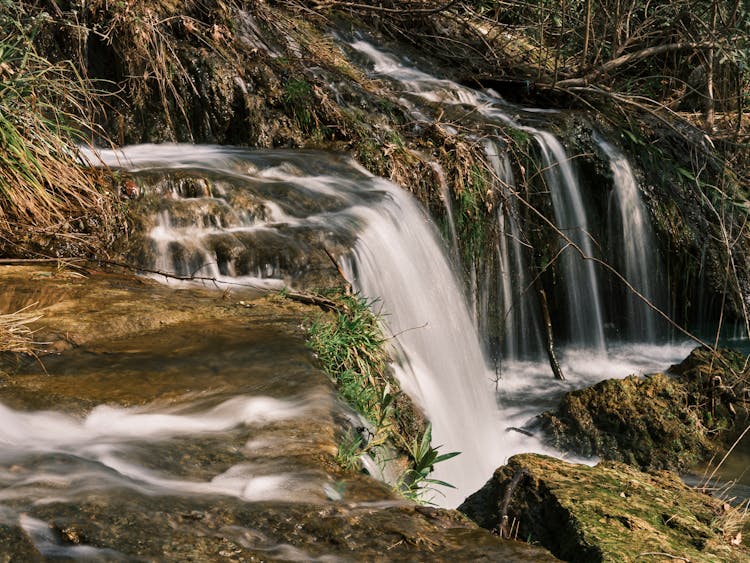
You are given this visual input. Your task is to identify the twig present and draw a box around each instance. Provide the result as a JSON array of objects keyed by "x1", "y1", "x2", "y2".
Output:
[
  {"x1": 635, "y1": 553, "x2": 690, "y2": 562},
  {"x1": 318, "y1": 0, "x2": 459, "y2": 16},
  {"x1": 323, "y1": 246, "x2": 352, "y2": 294},
  {"x1": 703, "y1": 423, "x2": 750, "y2": 489},
  {"x1": 497, "y1": 468, "x2": 528, "y2": 539},
  {"x1": 284, "y1": 291, "x2": 339, "y2": 312}
]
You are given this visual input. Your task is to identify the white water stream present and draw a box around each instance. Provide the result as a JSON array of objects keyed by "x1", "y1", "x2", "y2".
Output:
[
  {"x1": 534, "y1": 130, "x2": 607, "y2": 351},
  {"x1": 597, "y1": 135, "x2": 665, "y2": 341},
  {"x1": 5, "y1": 43, "x2": 710, "y2": 523},
  {"x1": 79, "y1": 142, "x2": 698, "y2": 509},
  {"x1": 82, "y1": 145, "x2": 509, "y2": 506}
]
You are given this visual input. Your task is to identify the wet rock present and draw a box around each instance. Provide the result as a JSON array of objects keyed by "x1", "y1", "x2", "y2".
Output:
[
  {"x1": 25, "y1": 494, "x2": 559, "y2": 562},
  {"x1": 0, "y1": 265, "x2": 557, "y2": 561},
  {"x1": 0, "y1": 523, "x2": 42, "y2": 562},
  {"x1": 538, "y1": 347, "x2": 749, "y2": 472},
  {"x1": 459, "y1": 453, "x2": 750, "y2": 563}
]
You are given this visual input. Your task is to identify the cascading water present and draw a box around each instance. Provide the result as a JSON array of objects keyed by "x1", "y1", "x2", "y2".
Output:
[
  {"x1": 597, "y1": 136, "x2": 664, "y2": 342},
  {"x1": 344, "y1": 39, "x2": 697, "y2": 447},
  {"x1": 533, "y1": 131, "x2": 607, "y2": 351},
  {"x1": 349, "y1": 39, "x2": 609, "y2": 353},
  {"x1": 342, "y1": 188, "x2": 504, "y2": 508},
  {"x1": 73, "y1": 43, "x2": 704, "y2": 511},
  {"x1": 86, "y1": 144, "x2": 505, "y2": 507},
  {"x1": 483, "y1": 140, "x2": 545, "y2": 361}
]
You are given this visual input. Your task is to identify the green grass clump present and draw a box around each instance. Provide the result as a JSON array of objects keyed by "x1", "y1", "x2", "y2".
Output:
[
  {"x1": 282, "y1": 78, "x2": 317, "y2": 133},
  {"x1": 306, "y1": 290, "x2": 459, "y2": 503},
  {"x1": 307, "y1": 291, "x2": 388, "y2": 422}
]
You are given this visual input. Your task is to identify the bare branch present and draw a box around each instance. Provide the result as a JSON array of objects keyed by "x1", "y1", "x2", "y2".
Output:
[{"x1": 555, "y1": 42, "x2": 717, "y2": 88}]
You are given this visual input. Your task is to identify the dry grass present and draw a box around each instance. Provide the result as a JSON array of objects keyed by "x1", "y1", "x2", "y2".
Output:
[
  {"x1": 0, "y1": 305, "x2": 40, "y2": 354},
  {"x1": 0, "y1": 4, "x2": 113, "y2": 233}
]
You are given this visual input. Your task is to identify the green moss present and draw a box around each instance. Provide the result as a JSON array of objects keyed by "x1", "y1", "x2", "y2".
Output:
[
  {"x1": 461, "y1": 453, "x2": 749, "y2": 562},
  {"x1": 455, "y1": 164, "x2": 492, "y2": 266},
  {"x1": 541, "y1": 347, "x2": 749, "y2": 472},
  {"x1": 282, "y1": 78, "x2": 314, "y2": 130}
]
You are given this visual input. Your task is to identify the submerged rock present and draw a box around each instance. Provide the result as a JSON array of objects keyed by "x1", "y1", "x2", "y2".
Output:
[
  {"x1": 0, "y1": 265, "x2": 556, "y2": 561},
  {"x1": 538, "y1": 347, "x2": 749, "y2": 472},
  {"x1": 459, "y1": 453, "x2": 749, "y2": 563}
]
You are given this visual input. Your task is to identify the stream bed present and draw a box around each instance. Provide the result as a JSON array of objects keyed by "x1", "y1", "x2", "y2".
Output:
[{"x1": 0, "y1": 265, "x2": 557, "y2": 561}]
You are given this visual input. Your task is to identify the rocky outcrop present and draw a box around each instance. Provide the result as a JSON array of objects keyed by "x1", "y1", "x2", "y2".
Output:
[
  {"x1": 459, "y1": 453, "x2": 749, "y2": 563},
  {"x1": 539, "y1": 347, "x2": 749, "y2": 471}
]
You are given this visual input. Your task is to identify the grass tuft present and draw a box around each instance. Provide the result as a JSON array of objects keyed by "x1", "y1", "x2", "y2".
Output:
[
  {"x1": 307, "y1": 291, "x2": 389, "y2": 423},
  {"x1": 0, "y1": 3, "x2": 115, "y2": 247},
  {"x1": 305, "y1": 289, "x2": 457, "y2": 503}
]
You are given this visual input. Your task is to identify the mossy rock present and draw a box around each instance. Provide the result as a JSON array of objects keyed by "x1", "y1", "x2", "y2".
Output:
[
  {"x1": 539, "y1": 347, "x2": 749, "y2": 472},
  {"x1": 459, "y1": 453, "x2": 749, "y2": 563}
]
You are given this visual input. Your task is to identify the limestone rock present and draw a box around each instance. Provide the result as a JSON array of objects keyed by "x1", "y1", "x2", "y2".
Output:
[
  {"x1": 460, "y1": 453, "x2": 749, "y2": 563},
  {"x1": 538, "y1": 347, "x2": 749, "y2": 471}
]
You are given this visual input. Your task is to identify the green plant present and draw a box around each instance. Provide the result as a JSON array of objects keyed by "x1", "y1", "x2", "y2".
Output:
[
  {"x1": 0, "y1": 5, "x2": 112, "y2": 233},
  {"x1": 398, "y1": 423, "x2": 459, "y2": 504},
  {"x1": 336, "y1": 429, "x2": 364, "y2": 472},
  {"x1": 282, "y1": 77, "x2": 317, "y2": 133},
  {"x1": 304, "y1": 291, "x2": 450, "y2": 504},
  {"x1": 307, "y1": 291, "x2": 388, "y2": 424}
]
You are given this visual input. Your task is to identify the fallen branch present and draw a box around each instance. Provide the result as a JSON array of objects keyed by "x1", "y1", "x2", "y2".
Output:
[
  {"x1": 553, "y1": 42, "x2": 717, "y2": 88},
  {"x1": 538, "y1": 287, "x2": 565, "y2": 381},
  {"x1": 284, "y1": 291, "x2": 340, "y2": 312},
  {"x1": 96, "y1": 259, "x2": 346, "y2": 313},
  {"x1": 635, "y1": 553, "x2": 690, "y2": 562},
  {"x1": 316, "y1": 0, "x2": 458, "y2": 16}
]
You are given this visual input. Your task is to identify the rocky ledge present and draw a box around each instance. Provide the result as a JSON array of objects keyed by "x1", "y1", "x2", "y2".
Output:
[
  {"x1": 0, "y1": 265, "x2": 555, "y2": 561},
  {"x1": 538, "y1": 347, "x2": 750, "y2": 472}
]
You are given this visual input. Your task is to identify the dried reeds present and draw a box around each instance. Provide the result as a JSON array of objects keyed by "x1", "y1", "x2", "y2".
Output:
[{"x1": 0, "y1": 304, "x2": 40, "y2": 354}]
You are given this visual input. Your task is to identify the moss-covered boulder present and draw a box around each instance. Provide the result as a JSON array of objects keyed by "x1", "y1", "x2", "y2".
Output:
[
  {"x1": 539, "y1": 347, "x2": 749, "y2": 471},
  {"x1": 459, "y1": 453, "x2": 749, "y2": 563}
]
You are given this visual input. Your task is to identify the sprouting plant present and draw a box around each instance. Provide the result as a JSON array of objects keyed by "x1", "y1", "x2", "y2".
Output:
[
  {"x1": 307, "y1": 291, "x2": 388, "y2": 424},
  {"x1": 336, "y1": 429, "x2": 364, "y2": 472},
  {"x1": 282, "y1": 78, "x2": 317, "y2": 133},
  {"x1": 398, "y1": 423, "x2": 460, "y2": 504}
]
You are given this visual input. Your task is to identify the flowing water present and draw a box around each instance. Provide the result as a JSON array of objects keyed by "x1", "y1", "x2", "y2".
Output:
[
  {"x1": 349, "y1": 38, "x2": 607, "y2": 352},
  {"x1": 483, "y1": 140, "x2": 545, "y2": 361},
  {"x1": 4, "y1": 43, "x2": 740, "y2": 559},
  {"x1": 76, "y1": 39, "x2": 714, "y2": 508},
  {"x1": 597, "y1": 135, "x2": 666, "y2": 342},
  {"x1": 80, "y1": 142, "x2": 701, "y2": 509},
  {"x1": 532, "y1": 130, "x2": 607, "y2": 351},
  {"x1": 83, "y1": 145, "x2": 507, "y2": 507}
]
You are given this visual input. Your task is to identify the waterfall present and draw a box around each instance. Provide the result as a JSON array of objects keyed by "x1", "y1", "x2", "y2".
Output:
[
  {"x1": 597, "y1": 136, "x2": 663, "y2": 342},
  {"x1": 350, "y1": 38, "x2": 608, "y2": 352},
  {"x1": 533, "y1": 131, "x2": 607, "y2": 351},
  {"x1": 483, "y1": 140, "x2": 545, "y2": 361},
  {"x1": 85, "y1": 145, "x2": 504, "y2": 508},
  {"x1": 343, "y1": 181, "x2": 504, "y2": 508}
]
